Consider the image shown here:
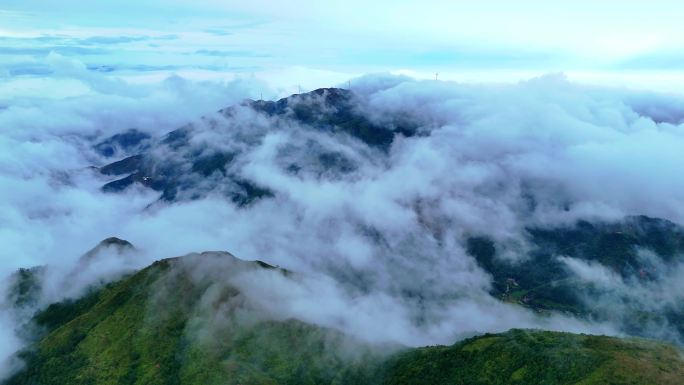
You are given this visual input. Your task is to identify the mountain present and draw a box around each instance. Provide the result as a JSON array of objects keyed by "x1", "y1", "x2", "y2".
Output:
[
  {"x1": 95, "y1": 88, "x2": 427, "y2": 204},
  {"x1": 381, "y1": 329, "x2": 684, "y2": 385},
  {"x1": 94, "y1": 129, "x2": 151, "y2": 159},
  {"x1": 2, "y1": 237, "x2": 139, "y2": 334},
  {"x1": 3, "y1": 251, "x2": 383, "y2": 385},
  {"x1": 5, "y1": 248, "x2": 684, "y2": 385},
  {"x1": 467, "y1": 215, "x2": 684, "y2": 343},
  {"x1": 9, "y1": 87, "x2": 683, "y2": 383}
]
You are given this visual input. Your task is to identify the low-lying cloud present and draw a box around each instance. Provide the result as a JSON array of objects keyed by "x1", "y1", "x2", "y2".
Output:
[{"x1": 1, "y1": 63, "x2": 684, "y2": 378}]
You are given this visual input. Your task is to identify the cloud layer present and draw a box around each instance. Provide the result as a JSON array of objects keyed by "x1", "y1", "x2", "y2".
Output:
[
  {"x1": 4, "y1": 1, "x2": 684, "y2": 90},
  {"x1": 2, "y1": 66, "x2": 684, "y2": 377}
]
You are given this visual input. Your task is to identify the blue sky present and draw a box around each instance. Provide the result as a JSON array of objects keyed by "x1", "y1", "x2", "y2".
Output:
[{"x1": 2, "y1": 1, "x2": 684, "y2": 92}]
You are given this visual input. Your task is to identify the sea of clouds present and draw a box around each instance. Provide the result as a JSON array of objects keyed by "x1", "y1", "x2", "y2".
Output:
[{"x1": 1, "y1": 55, "x2": 684, "y2": 377}]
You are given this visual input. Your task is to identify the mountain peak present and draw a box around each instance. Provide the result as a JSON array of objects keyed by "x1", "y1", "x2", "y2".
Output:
[{"x1": 97, "y1": 237, "x2": 134, "y2": 248}]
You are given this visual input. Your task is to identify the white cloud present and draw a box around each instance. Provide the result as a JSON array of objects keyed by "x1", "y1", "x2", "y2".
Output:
[
  {"x1": 558, "y1": 256, "x2": 623, "y2": 287},
  {"x1": 2, "y1": 69, "x2": 684, "y2": 376},
  {"x1": 3, "y1": 1, "x2": 684, "y2": 81}
]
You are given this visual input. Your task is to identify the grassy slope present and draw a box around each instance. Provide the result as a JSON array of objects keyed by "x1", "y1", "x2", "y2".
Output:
[
  {"x1": 381, "y1": 329, "x2": 684, "y2": 385},
  {"x1": 6, "y1": 257, "x2": 377, "y2": 385},
  {"x1": 5, "y1": 254, "x2": 684, "y2": 385}
]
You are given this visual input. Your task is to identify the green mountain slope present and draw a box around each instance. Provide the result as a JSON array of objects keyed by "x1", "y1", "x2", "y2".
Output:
[
  {"x1": 5, "y1": 251, "x2": 684, "y2": 385},
  {"x1": 5, "y1": 254, "x2": 379, "y2": 385},
  {"x1": 381, "y1": 330, "x2": 684, "y2": 385},
  {"x1": 467, "y1": 215, "x2": 684, "y2": 342}
]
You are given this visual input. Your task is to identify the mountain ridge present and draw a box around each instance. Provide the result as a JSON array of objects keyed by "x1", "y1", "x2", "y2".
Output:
[
  {"x1": 4, "y1": 247, "x2": 684, "y2": 385},
  {"x1": 95, "y1": 87, "x2": 411, "y2": 204}
]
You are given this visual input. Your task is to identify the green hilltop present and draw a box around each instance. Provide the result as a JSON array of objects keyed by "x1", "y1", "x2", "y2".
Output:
[{"x1": 5, "y1": 251, "x2": 684, "y2": 385}]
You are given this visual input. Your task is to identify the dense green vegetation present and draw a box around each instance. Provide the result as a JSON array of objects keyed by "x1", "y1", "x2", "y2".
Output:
[
  {"x1": 5, "y1": 251, "x2": 684, "y2": 385},
  {"x1": 5, "y1": 266, "x2": 44, "y2": 309},
  {"x1": 467, "y1": 216, "x2": 684, "y2": 341},
  {"x1": 5, "y1": 255, "x2": 382, "y2": 385},
  {"x1": 381, "y1": 330, "x2": 684, "y2": 385}
]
